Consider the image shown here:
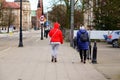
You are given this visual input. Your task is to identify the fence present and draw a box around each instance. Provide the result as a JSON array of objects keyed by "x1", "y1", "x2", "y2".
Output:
[{"x1": 74, "y1": 30, "x2": 112, "y2": 39}]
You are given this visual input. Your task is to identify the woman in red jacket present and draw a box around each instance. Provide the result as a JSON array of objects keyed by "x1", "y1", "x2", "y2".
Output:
[{"x1": 49, "y1": 22, "x2": 63, "y2": 62}]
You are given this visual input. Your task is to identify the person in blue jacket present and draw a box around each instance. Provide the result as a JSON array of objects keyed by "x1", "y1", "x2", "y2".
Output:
[{"x1": 76, "y1": 26, "x2": 89, "y2": 64}]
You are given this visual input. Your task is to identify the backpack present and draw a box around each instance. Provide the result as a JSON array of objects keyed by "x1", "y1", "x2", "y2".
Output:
[{"x1": 80, "y1": 32, "x2": 88, "y2": 42}]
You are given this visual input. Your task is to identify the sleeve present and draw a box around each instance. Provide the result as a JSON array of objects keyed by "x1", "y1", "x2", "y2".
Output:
[{"x1": 48, "y1": 29, "x2": 52, "y2": 37}]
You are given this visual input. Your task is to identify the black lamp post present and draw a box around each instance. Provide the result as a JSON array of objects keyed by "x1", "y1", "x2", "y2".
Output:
[
  {"x1": 18, "y1": 0, "x2": 23, "y2": 47},
  {"x1": 40, "y1": 22, "x2": 44, "y2": 40}
]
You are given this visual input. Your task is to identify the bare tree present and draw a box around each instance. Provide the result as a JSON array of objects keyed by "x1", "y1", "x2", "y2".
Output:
[
  {"x1": 2, "y1": 8, "x2": 15, "y2": 33},
  {"x1": 0, "y1": 1, "x2": 3, "y2": 27},
  {"x1": 48, "y1": 0, "x2": 83, "y2": 28}
]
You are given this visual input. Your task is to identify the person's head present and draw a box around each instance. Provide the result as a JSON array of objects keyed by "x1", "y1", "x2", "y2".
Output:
[
  {"x1": 53, "y1": 22, "x2": 60, "y2": 29},
  {"x1": 80, "y1": 25, "x2": 85, "y2": 30}
]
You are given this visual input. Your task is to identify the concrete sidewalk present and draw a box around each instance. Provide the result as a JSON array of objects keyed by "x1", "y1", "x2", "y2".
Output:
[{"x1": 0, "y1": 38, "x2": 107, "y2": 80}]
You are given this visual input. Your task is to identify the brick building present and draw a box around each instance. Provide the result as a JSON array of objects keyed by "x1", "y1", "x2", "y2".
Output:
[{"x1": 36, "y1": 0, "x2": 43, "y2": 29}]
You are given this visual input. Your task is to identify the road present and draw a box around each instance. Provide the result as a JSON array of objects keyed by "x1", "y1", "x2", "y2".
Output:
[
  {"x1": 91, "y1": 42, "x2": 120, "y2": 80},
  {"x1": 0, "y1": 30, "x2": 41, "y2": 51}
]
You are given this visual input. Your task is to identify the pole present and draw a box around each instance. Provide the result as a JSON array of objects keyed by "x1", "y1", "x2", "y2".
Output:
[
  {"x1": 18, "y1": 0, "x2": 23, "y2": 47},
  {"x1": 92, "y1": 41, "x2": 97, "y2": 64},
  {"x1": 41, "y1": 0, "x2": 44, "y2": 40},
  {"x1": 47, "y1": 10, "x2": 48, "y2": 21},
  {"x1": 70, "y1": 0, "x2": 74, "y2": 47},
  {"x1": 41, "y1": 23, "x2": 44, "y2": 40}
]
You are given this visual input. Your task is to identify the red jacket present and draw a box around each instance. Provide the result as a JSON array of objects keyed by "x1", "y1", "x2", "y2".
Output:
[{"x1": 49, "y1": 22, "x2": 63, "y2": 44}]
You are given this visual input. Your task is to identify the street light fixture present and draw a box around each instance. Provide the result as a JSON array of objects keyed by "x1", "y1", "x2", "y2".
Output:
[{"x1": 18, "y1": 0, "x2": 23, "y2": 47}]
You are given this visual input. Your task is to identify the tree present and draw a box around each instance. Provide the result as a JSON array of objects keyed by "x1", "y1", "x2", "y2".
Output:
[
  {"x1": 48, "y1": 0, "x2": 83, "y2": 29},
  {"x1": 0, "y1": 1, "x2": 3, "y2": 27},
  {"x1": 74, "y1": 9, "x2": 84, "y2": 29},
  {"x1": 48, "y1": 0, "x2": 71, "y2": 28},
  {"x1": 48, "y1": 5, "x2": 67, "y2": 28},
  {"x1": 93, "y1": 0, "x2": 120, "y2": 30}
]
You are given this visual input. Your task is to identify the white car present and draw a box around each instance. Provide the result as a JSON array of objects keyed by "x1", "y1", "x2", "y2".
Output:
[{"x1": 106, "y1": 30, "x2": 120, "y2": 47}]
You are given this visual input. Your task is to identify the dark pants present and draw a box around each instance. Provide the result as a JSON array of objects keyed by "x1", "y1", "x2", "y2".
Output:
[
  {"x1": 79, "y1": 49, "x2": 87, "y2": 62},
  {"x1": 45, "y1": 30, "x2": 50, "y2": 38}
]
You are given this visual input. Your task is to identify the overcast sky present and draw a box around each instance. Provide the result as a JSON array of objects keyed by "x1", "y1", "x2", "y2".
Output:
[{"x1": 6, "y1": 0, "x2": 52, "y2": 12}]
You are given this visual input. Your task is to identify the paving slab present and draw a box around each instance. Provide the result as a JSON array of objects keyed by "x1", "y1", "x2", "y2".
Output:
[{"x1": 0, "y1": 36, "x2": 107, "y2": 80}]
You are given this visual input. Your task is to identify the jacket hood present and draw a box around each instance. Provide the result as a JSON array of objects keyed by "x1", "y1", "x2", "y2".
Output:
[
  {"x1": 80, "y1": 29, "x2": 86, "y2": 33},
  {"x1": 53, "y1": 22, "x2": 60, "y2": 29}
]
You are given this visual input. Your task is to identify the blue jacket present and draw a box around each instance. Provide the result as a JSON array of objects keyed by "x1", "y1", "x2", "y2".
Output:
[{"x1": 77, "y1": 29, "x2": 89, "y2": 50}]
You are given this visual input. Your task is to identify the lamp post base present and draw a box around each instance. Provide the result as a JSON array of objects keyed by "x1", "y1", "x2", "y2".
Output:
[
  {"x1": 41, "y1": 23, "x2": 44, "y2": 40},
  {"x1": 18, "y1": 42, "x2": 23, "y2": 47}
]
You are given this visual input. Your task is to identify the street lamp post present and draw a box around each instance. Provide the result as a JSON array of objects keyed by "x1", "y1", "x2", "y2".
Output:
[
  {"x1": 18, "y1": 0, "x2": 23, "y2": 47},
  {"x1": 40, "y1": 1, "x2": 44, "y2": 40},
  {"x1": 41, "y1": 23, "x2": 44, "y2": 40},
  {"x1": 40, "y1": 15, "x2": 44, "y2": 40}
]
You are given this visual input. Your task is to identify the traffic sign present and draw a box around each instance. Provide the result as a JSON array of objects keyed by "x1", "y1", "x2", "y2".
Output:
[{"x1": 40, "y1": 15, "x2": 44, "y2": 24}]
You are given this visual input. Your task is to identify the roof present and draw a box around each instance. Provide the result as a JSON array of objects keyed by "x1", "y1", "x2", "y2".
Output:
[{"x1": 3, "y1": 2, "x2": 20, "y2": 9}]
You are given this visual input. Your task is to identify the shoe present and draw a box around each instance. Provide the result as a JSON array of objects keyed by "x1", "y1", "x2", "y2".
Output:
[
  {"x1": 51, "y1": 56, "x2": 54, "y2": 62},
  {"x1": 83, "y1": 61, "x2": 86, "y2": 64},
  {"x1": 81, "y1": 59, "x2": 83, "y2": 62},
  {"x1": 55, "y1": 58, "x2": 57, "y2": 62}
]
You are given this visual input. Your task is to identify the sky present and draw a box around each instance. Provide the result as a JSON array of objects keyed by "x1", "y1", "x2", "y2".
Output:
[{"x1": 6, "y1": 0, "x2": 52, "y2": 12}]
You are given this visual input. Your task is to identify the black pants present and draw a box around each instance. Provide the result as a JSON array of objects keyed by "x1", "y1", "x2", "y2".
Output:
[
  {"x1": 45, "y1": 30, "x2": 50, "y2": 38},
  {"x1": 79, "y1": 49, "x2": 87, "y2": 61}
]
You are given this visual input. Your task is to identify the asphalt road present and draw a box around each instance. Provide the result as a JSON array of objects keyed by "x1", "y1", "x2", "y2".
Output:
[
  {"x1": 0, "y1": 30, "x2": 41, "y2": 51},
  {"x1": 91, "y1": 42, "x2": 120, "y2": 80}
]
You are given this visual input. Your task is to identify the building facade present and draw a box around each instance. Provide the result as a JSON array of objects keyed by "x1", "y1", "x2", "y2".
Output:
[
  {"x1": 0, "y1": 0, "x2": 31, "y2": 31},
  {"x1": 0, "y1": 0, "x2": 20, "y2": 31},
  {"x1": 14, "y1": 0, "x2": 31, "y2": 30}
]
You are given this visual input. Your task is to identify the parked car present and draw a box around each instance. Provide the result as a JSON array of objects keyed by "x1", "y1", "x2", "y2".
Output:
[{"x1": 106, "y1": 30, "x2": 120, "y2": 47}]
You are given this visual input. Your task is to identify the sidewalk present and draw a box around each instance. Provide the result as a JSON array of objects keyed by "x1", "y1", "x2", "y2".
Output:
[{"x1": 0, "y1": 37, "x2": 107, "y2": 80}]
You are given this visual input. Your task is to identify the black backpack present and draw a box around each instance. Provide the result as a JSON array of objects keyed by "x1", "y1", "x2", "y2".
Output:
[{"x1": 80, "y1": 32, "x2": 88, "y2": 42}]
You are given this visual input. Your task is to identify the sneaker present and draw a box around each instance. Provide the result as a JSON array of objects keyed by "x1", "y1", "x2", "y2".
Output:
[
  {"x1": 83, "y1": 61, "x2": 86, "y2": 64},
  {"x1": 81, "y1": 59, "x2": 83, "y2": 62},
  {"x1": 55, "y1": 58, "x2": 57, "y2": 62},
  {"x1": 51, "y1": 56, "x2": 54, "y2": 62}
]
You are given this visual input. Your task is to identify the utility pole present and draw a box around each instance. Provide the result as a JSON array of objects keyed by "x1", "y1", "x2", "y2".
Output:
[{"x1": 70, "y1": 0, "x2": 74, "y2": 47}]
